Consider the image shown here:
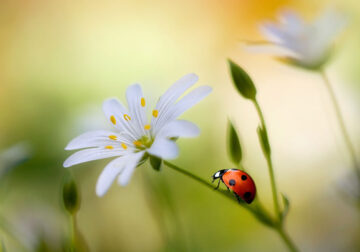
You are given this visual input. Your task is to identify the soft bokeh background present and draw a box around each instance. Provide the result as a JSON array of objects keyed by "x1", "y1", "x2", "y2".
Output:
[{"x1": 0, "y1": 0, "x2": 359, "y2": 251}]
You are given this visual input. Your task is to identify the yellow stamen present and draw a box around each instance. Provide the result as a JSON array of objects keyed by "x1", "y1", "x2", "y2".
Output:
[
  {"x1": 110, "y1": 115, "x2": 116, "y2": 125},
  {"x1": 105, "y1": 145, "x2": 114, "y2": 149},
  {"x1": 152, "y1": 110, "x2": 158, "y2": 118},
  {"x1": 141, "y1": 98, "x2": 146, "y2": 107},
  {"x1": 121, "y1": 143, "x2": 127, "y2": 150},
  {"x1": 109, "y1": 135, "x2": 117, "y2": 140},
  {"x1": 123, "y1": 114, "x2": 131, "y2": 121},
  {"x1": 144, "y1": 124, "x2": 151, "y2": 130},
  {"x1": 133, "y1": 140, "x2": 142, "y2": 147}
]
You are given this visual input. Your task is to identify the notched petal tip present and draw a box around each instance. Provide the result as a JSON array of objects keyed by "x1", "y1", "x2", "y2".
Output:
[
  {"x1": 95, "y1": 186, "x2": 106, "y2": 197},
  {"x1": 63, "y1": 159, "x2": 72, "y2": 168},
  {"x1": 64, "y1": 142, "x2": 76, "y2": 151},
  {"x1": 126, "y1": 83, "x2": 142, "y2": 94},
  {"x1": 205, "y1": 85, "x2": 213, "y2": 93},
  {"x1": 185, "y1": 72, "x2": 199, "y2": 81}
]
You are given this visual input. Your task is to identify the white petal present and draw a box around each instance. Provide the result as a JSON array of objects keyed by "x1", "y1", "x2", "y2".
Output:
[
  {"x1": 279, "y1": 10, "x2": 304, "y2": 32},
  {"x1": 117, "y1": 151, "x2": 145, "y2": 186},
  {"x1": 156, "y1": 73, "x2": 199, "y2": 111},
  {"x1": 313, "y1": 9, "x2": 347, "y2": 47},
  {"x1": 171, "y1": 86, "x2": 212, "y2": 119},
  {"x1": 147, "y1": 138, "x2": 179, "y2": 160},
  {"x1": 96, "y1": 156, "x2": 127, "y2": 197},
  {"x1": 152, "y1": 86, "x2": 212, "y2": 135},
  {"x1": 152, "y1": 74, "x2": 198, "y2": 130},
  {"x1": 126, "y1": 84, "x2": 147, "y2": 136},
  {"x1": 63, "y1": 148, "x2": 125, "y2": 168},
  {"x1": 103, "y1": 98, "x2": 127, "y2": 130},
  {"x1": 244, "y1": 43, "x2": 299, "y2": 58},
  {"x1": 260, "y1": 22, "x2": 287, "y2": 43},
  {"x1": 157, "y1": 120, "x2": 200, "y2": 138},
  {"x1": 103, "y1": 98, "x2": 140, "y2": 140},
  {"x1": 65, "y1": 130, "x2": 129, "y2": 150}
]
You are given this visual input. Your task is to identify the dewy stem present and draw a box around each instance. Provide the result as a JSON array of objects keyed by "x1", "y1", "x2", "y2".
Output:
[
  {"x1": 252, "y1": 99, "x2": 281, "y2": 220},
  {"x1": 320, "y1": 70, "x2": 360, "y2": 179}
]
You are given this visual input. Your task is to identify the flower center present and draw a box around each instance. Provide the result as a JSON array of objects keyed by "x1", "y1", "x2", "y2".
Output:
[{"x1": 133, "y1": 135, "x2": 153, "y2": 150}]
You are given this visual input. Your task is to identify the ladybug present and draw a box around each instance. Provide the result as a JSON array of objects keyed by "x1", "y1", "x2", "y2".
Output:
[{"x1": 212, "y1": 169, "x2": 256, "y2": 204}]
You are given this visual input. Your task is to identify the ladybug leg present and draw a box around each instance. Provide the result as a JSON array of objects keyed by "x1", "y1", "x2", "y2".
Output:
[
  {"x1": 233, "y1": 192, "x2": 243, "y2": 204},
  {"x1": 214, "y1": 179, "x2": 221, "y2": 190}
]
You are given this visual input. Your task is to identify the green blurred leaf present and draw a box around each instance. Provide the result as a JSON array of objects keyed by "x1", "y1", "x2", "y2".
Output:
[
  {"x1": 150, "y1": 155, "x2": 162, "y2": 171},
  {"x1": 280, "y1": 193, "x2": 290, "y2": 221},
  {"x1": 62, "y1": 173, "x2": 80, "y2": 215},
  {"x1": 228, "y1": 59, "x2": 257, "y2": 100},
  {"x1": 35, "y1": 237, "x2": 52, "y2": 252},
  {"x1": 257, "y1": 125, "x2": 271, "y2": 155},
  {"x1": 227, "y1": 120, "x2": 242, "y2": 165},
  {"x1": 1, "y1": 240, "x2": 5, "y2": 252}
]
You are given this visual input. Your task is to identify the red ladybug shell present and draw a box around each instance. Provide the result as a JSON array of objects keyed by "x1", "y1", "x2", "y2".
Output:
[{"x1": 222, "y1": 169, "x2": 256, "y2": 203}]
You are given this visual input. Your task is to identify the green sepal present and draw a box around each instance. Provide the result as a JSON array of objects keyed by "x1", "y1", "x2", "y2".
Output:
[
  {"x1": 257, "y1": 125, "x2": 271, "y2": 155},
  {"x1": 62, "y1": 173, "x2": 80, "y2": 215},
  {"x1": 276, "y1": 55, "x2": 327, "y2": 72},
  {"x1": 227, "y1": 120, "x2": 242, "y2": 165},
  {"x1": 150, "y1": 155, "x2": 162, "y2": 171},
  {"x1": 228, "y1": 59, "x2": 257, "y2": 100}
]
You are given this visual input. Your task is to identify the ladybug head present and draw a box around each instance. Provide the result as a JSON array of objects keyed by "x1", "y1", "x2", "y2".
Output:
[{"x1": 212, "y1": 169, "x2": 228, "y2": 181}]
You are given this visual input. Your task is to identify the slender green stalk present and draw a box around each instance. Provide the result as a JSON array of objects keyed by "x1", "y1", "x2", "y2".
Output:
[
  {"x1": 320, "y1": 70, "x2": 360, "y2": 179},
  {"x1": 163, "y1": 161, "x2": 264, "y2": 215},
  {"x1": 252, "y1": 99, "x2": 281, "y2": 219},
  {"x1": 276, "y1": 227, "x2": 299, "y2": 252},
  {"x1": 164, "y1": 161, "x2": 234, "y2": 201},
  {"x1": 164, "y1": 161, "x2": 298, "y2": 252},
  {"x1": 69, "y1": 214, "x2": 76, "y2": 252}
]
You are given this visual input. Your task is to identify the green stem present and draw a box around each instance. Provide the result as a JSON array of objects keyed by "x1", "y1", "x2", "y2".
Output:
[
  {"x1": 164, "y1": 161, "x2": 254, "y2": 210},
  {"x1": 69, "y1": 214, "x2": 76, "y2": 252},
  {"x1": 164, "y1": 161, "x2": 232, "y2": 198},
  {"x1": 253, "y1": 99, "x2": 281, "y2": 220},
  {"x1": 276, "y1": 227, "x2": 299, "y2": 252},
  {"x1": 164, "y1": 161, "x2": 298, "y2": 251},
  {"x1": 320, "y1": 70, "x2": 360, "y2": 179}
]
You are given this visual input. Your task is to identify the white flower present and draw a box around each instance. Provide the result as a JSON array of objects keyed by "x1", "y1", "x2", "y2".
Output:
[
  {"x1": 64, "y1": 73, "x2": 212, "y2": 196},
  {"x1": 0, "y1": 142, "x2": 31, "y2": 178},
  {"x1": 246, "y1": 8, "x2": 347, "y2": 69}
]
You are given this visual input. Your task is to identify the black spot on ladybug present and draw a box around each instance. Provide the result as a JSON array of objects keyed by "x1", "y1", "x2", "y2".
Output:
[
  {"x1": 241, "y1": 175, "x2": 247, "y2": 181},
  {"x1": 244, "y1": 192, "x2": 251, "y2": 198},
  {"x1": 229, "y1": 179, "x2": 236, "y2": 186}
]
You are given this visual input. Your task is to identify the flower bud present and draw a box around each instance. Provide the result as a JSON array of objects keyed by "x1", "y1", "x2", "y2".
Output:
[
  {"x1": 228, "y1": 59, "x2": 257, "y2": 100},
  {"x1": 227, "y1": 120, "x2": 242, "y2": 165},
  {"x1": 62, "y1": 173, "x2": 80, "y2": 215}
]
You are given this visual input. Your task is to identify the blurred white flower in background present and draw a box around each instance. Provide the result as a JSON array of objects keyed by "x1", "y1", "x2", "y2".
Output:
[
  {"x1": 8, "y1": 206, "x2": 65, "y2": 251},
  {"x1": 246, "y1": 8, "x2": 347, "y2": 69},
  {"x1": 64, "y1": 73, "x2": 212, "y2": 196},
  {"x1": 0, "y1": 142, "x2": 32, "y2": 179},
  {"x1": 336, "y1": 171, "x2": 360, "y2": 205}
]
